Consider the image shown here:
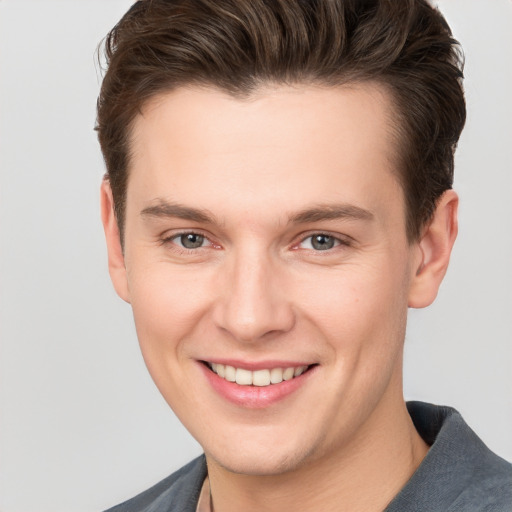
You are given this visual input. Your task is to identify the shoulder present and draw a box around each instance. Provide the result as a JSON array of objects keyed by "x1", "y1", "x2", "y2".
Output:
[
  {"x1": 386, "y1": 402, "x2": 512, "y2": 511},
  {"x1": 104, "y1": 455, "x2": 207, "y2": 512},
  {"x1": 447, "y1": 432, "x2": 512, "y2": 512}
]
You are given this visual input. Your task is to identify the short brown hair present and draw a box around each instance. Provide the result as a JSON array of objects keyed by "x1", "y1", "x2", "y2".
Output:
[{"x1": 96, "y1": 0, "x2": 465, "y2": 242}]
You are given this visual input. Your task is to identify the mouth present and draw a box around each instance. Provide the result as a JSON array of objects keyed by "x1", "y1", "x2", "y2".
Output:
[
  {"x1": 203, "y1": 361, "x2": 314, "y2": 386},
  {"x1": 200, "y1": 360, "x2": 317, "y2": 408}
]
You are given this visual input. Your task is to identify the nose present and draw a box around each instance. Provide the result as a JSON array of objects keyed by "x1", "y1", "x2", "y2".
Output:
[{"x1": 212, "y1": 249, "x2": 295, "y2": 343}]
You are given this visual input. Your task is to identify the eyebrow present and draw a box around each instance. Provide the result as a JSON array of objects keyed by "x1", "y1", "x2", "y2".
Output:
[
  {"x1": 141, "y1": 201, "x2": 217, "y2": 224},
  {"x1": 140, "y1": 200, "x2": 374, "y2": 225},
  {"x1": 289, "y1": 204, "x2": 374, "y2": 224}
]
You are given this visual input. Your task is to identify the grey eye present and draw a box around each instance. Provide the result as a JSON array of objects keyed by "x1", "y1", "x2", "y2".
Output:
[
  {"x1": 311, "y1": 234, "x2": 335, "y2": 250},
  {"x1": 179, "y1": 233, "x2": 205, "y2": 249}
]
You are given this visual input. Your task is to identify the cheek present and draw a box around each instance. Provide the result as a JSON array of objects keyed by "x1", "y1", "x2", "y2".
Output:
[
  {"x1": 126, "y1": 265, "x2": 217, "y2": 417},
  {"x1": 308, "y1": 260, "x2": 407, "y2": 312},
  {"x1": 296, "y1": 259, "x2": 411, "y2": 360},
  {"x1": 127, "y1": 264, "x2": 213, "y2": 363}
]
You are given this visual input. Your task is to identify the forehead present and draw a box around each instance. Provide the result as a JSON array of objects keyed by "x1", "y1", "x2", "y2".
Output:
[
  {"x1": 131, "y1": 83, "x2": 397, "y2": 165},
  {"x1": 127, "y1": 84, "x2": 403, "y2": 228}
]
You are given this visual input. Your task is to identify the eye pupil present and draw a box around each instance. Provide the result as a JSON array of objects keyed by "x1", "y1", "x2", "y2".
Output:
[
  {"x1": 311, "y1": 234, "x2": 334, "y2": 250},
  {"x1": 180, "y1": 233, "x2": 204, "y2": 249}
]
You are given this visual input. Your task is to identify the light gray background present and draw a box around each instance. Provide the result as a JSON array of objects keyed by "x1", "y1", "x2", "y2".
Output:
[{"x1": 0, "y1": 1, "x2": 510, "y2": 511}]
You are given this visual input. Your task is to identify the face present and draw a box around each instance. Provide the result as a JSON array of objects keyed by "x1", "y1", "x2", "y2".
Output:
[{"x1": 107, "y1": 84, "x2": 425, "y2": 476}]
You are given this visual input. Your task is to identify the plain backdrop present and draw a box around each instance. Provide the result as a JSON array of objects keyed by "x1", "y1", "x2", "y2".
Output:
[{"x1": 0, "y1": 1, "x2": 511, "y2": 511}]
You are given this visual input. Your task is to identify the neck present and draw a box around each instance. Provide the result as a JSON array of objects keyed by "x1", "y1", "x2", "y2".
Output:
[{"x1": 206, "y1": 392, "x2": 428, "y2": 512}]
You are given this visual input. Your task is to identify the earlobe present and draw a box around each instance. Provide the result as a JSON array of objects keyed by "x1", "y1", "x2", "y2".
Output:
[
  {"x1": 100, "y1": 180, "x2": 131, "y2": 303},
  {"x1": 408, "y1": 190, "x2": 458, "y2": 309}
]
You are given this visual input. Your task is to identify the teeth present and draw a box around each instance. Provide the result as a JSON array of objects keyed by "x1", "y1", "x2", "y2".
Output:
[
  {"x1": 270, "y1": 368, "x2": 283, "y2": 384},
  {"x1": 283, "y1": 367, "x2": 295, "y2": 381},
  {"x1": 294, "y1": 366, "x2": 306, "y2": 377},
  {"x1": 253, "y1": 369, "x2": 270, "y2": 387},
  {"x1": 235, "y1": 368, "x2": 252, "y2": 385},
  {"x1": 225, "y1": 365, "x2": 236, "y2": 382},
  {"x1": 209, "y1": 363, "x2": 309, "y2": 387}
]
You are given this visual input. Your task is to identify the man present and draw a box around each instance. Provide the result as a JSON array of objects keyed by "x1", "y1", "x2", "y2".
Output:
[{"x1": 97, "y1": 0, "x2": 512, "y2": 510}]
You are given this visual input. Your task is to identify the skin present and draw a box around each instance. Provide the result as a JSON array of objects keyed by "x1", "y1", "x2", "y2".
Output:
[{"x1": 101, "y1": 84, "x2": 458, "y2": 511}]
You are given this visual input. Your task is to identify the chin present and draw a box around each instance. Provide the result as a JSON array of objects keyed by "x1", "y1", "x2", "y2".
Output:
[
  {"x1": 204, "y1": 432, "x2": 318, "y2": 477},
  {"x1": 210, "y1": 451, "x2": 306, "y2": 477}
]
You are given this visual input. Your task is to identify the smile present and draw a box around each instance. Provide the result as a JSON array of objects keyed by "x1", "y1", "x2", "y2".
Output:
[{"x1": 208, "y1": 363, "x2": 310, "y2": 387}]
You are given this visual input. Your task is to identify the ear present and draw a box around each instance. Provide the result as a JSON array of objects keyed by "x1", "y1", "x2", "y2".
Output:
[
  {"x1": 100, "y1": 179, "x2": 131, "y2": 303},
  {"x1": 408, "y1": 190, "x2": 458, "y2": 308}
]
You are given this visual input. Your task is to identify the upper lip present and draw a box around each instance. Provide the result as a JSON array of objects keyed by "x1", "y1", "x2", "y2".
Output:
[{"x1": 201, "y1": 359, "x2": 315, "y2": 371}]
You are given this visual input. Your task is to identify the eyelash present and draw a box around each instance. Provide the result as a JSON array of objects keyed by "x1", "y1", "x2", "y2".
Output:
[
  {"x1": 161, "y1": 231, "x2": 351, "y2": 254},
  {"x1": 294, "y1": 232, "x2": 352, "y2": 252},
  {"x1": 161, "y1": 231, "x2": 217, "y2": 253}
]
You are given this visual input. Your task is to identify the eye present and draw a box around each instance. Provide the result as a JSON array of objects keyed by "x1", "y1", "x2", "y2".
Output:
[
  {"x1": 171, "y1": 232, "x2": 208, "y2": 249},
  {"x1": 299, "y1": 233, "x2": 341, "y2": 251}
]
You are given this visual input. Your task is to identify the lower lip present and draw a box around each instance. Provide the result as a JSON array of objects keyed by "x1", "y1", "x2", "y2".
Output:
[{"x1": 200, "y1": 363, "x2": 315, "y2": 409}]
